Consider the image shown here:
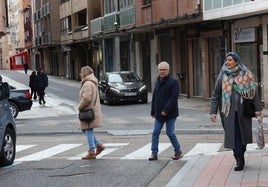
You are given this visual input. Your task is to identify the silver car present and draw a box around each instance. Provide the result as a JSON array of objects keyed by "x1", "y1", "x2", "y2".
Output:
[{"x1": 0, "y1": 77, "x2": 16, "y2": 167}]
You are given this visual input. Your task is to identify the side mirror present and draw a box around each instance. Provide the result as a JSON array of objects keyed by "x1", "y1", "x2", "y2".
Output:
[{"x1": 1, "y1": 82, "x2": 10, "y2": 99}]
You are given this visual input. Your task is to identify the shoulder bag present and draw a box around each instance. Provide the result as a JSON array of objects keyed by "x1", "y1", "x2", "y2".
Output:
[{"x1": 243, "y1": 99, "x2": 255, "y2": 118}]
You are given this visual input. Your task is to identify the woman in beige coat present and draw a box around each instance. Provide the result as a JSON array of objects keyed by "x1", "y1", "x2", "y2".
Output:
[{"x1": 78, "y1": 66, "x2": 104, "y2": 159}]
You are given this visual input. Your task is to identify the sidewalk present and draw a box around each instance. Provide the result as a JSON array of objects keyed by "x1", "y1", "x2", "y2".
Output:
[{"x1": 167, "y1": 146, "x2": 268, "y2": 187}]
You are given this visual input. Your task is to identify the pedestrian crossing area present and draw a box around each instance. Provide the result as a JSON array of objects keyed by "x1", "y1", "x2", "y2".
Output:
[{"x1": 13, "y1": 142, "x2": 228, "y2": 164}]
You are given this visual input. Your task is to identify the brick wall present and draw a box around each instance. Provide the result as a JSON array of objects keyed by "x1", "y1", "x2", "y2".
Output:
[{"x1": 136, "y1": 0, "x2": 201, "y2": 26}]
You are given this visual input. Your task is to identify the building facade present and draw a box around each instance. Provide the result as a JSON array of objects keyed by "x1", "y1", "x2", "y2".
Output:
[{"x1": 1, "y1": 0, "x2": 268, "y2": 107}]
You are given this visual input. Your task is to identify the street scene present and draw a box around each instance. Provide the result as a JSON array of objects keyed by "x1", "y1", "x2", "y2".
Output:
[
  {"x1": 1, "y1": 0, "x2": 268, "y2": 186},
  {"x1": 0, "y1": 70, "x2": 267, "y2": 187}
]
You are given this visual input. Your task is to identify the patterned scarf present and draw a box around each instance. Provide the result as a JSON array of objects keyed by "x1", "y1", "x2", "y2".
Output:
[{"x1": 221, "y1": 65, "x2": 256, "y2": 117}]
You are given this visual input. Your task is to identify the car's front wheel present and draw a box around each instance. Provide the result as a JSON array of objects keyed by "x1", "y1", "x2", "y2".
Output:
[
  {"x1": 0, "y1": 128, "x2": 16, "y2": 167},
  {"x1": 9, "y1": 101, "x2": 19, "y2": 119}
]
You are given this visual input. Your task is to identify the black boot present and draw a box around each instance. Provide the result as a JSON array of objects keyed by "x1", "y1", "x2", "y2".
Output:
[{"x1": 234, "y1": 153, "x2": 245, "y2": 171}]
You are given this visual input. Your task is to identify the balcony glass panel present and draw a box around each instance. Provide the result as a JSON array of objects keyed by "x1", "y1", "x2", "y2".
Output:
[
  {"x1": 223, "y1": 0, "x2": 232, "y2": 7},
  {"x1": 213, "y1": 0, "x2": 221, "y2": 9},
  {"x1": 204, "y1": 0, "x2": 213, "y2": 11},
  {"x1": 120, "y1": 7, "x2": 135, "y2": 26},
  {"x1": 233, "y1": 0, "x2": 242, "y2": 5}
]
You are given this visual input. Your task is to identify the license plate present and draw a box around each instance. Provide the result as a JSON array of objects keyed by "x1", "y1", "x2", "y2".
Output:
[{"x1": 124, "y1": 92, "x2": 137, "y2": 96}]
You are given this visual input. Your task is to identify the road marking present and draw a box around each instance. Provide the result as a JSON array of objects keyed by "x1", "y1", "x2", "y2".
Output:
[
  {"x1": 121, "y1": 143, "x2": 171, "y2": 160},
  {"x1": 15, "y1": 144, "x2": 82, "y2": 161},
  {"x1": 183, "y1": 143, "x2": 222, "y2": 157},
  {"x1": 68, "y1": 143, "x2": 129, "y2": 160},
  {"x1": 16, "y1": 145, "x2": 37, "y2": 152}
]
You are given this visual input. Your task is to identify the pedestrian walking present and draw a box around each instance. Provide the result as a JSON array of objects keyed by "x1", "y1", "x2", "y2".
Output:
[
  {"x1": 210, "y1": 52, "x2": 262, "y2": 171},
  {"x1": 149, "y1": 61, "x2": 182, "y2": 161},
  {"x1": 36, "y1": 68, "x2": 48, "y2": 105},
  {"x1": 78, "y1": 66, "x2": 104, "y2": 160},
  {"x1": 24, "y1": 62, "x2": 28, "y2": 74},
  {"x1": 29, "y1": 71, "x2": 37, "y2": 100}
]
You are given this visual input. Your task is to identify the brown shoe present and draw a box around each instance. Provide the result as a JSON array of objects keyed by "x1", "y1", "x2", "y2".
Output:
[
  {"x1": 148, "y1": 155, "x2": 158, "y2": 161},
  {"x1": 96, "y1": 144, "x2": 105, "y2": 156},
  {"x1": 172, "y1": 150, "x2": 182, "y2": 160},
  {"x1": 82, "y1": 150, "x2": 96, "y2": 160}
]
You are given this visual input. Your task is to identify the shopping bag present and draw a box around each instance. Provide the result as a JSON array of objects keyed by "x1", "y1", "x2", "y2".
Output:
[{"x1": 256, "y1": 116, "x2": 265, "y2": 149}]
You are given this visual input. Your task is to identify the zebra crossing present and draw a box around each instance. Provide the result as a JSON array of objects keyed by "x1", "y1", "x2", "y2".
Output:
[{"x1": 14, "y1": 142, "x2": 224, "y2": 164}]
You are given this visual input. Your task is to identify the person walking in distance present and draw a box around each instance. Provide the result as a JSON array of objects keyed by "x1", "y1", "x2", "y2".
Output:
[
  {"x1": 36, "y1": 68, "x2": 48, "y2": 105},
  {"x1": 24, "y1": 62, "x2": 28, "y2": 74},
  {"x1": 29, "y1": 71, "x2": 37, "y2": 100},
  {"x1": 78, "y1": 66, "x2": 104, "y2": 160},
  {"x1": 210, "y1": 52, "x2": 262, "y2": 171},
  {"x1": 149, "y1": 61, "x2": 182, "y2": 161}
]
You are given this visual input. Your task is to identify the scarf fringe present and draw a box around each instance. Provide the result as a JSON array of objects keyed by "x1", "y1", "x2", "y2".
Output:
[
  {"x1": 240, "y1": 88, "x2": 255, "y2": 100},
  {"x1": 222, "y1": 102, "x2": 231, "y2": 117}
]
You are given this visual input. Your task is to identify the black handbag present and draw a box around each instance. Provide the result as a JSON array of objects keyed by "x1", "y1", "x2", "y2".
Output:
[
  {"x1": 79, "y1": 87, "x2": 97, "y2": 122},
  {"x1": 243, "y1": 99, "x2": 255, "y2": 118},
  {"x1": 79, "y1": 109, "x2": 95, "y2": 122}
]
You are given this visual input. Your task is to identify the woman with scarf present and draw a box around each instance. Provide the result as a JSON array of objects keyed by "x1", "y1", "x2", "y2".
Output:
[{"x1": 210, "y1": 52, "x2": 262, "y2": 171}]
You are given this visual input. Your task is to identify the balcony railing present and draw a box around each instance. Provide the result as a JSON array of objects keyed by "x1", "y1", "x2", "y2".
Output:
[
  {"x1": 103, "y1": 13, "x2": 119, "y2": 30},
  {"x1": 90, "y1": 17, "x2": 103, "y2": 34},
  {"x1": 203, "y1": 0, "x2": 268, "y2": 20},
  {"x1": 119, "y1": 7, "x2": 135, "y2": 26}
]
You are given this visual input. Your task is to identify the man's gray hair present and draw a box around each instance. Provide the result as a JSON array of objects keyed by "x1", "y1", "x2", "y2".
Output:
[{"x1": 158, "y1": 61, "x2": 170, "y2": 69}]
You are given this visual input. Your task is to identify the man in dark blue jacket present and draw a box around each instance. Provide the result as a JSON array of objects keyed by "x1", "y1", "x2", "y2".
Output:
[
  {"x1": 36, "y1": 68, "x2": 48, "y2": 105},
  {"x1": 149, "y1": 61, "x2": 182, "y2": 161}
]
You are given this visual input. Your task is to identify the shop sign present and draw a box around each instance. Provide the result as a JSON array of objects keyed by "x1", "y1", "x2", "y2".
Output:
[{"x1": 234, "y1": 28, "x2": 256, "y2": 43}]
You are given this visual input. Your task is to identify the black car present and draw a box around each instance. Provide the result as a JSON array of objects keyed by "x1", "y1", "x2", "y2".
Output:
[
  {"x1": 9, "y1": 86, "x2": 33, "y2": 119},
  {"x1": 99, "y1": 71, "x2": 148, "y2": 105}
]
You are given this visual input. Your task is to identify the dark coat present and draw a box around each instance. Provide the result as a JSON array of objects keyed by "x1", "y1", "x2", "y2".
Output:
[
  {"x1": 210, "y1": 70, "x2": 262, "y2": 149},
  {"x1": 151, "y1": 75, "x2": 179, "y2": 121},
  {"x1": 36, "y1": 72, "x2": 48, "y2": 88},
  {"x1": 29, "y1": 74, "x2": 37, "y2": 88}
]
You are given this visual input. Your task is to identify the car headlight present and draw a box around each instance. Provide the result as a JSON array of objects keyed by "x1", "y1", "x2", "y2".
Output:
[
  {"x1": 110, "y1": 87, "x2": 120, "y2": 94},
  {"x1": 139, "y1": 85, "x2": 146, "y2": 92}
]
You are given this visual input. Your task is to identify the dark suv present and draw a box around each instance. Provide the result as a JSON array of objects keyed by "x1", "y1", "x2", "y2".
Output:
[{"x1": 0, "y1": 77, "x2": 16, "y2": 167}]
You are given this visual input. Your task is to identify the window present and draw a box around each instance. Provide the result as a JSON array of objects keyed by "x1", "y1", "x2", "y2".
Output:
[
  {"x1": 104, "y1": 0, "x2": 117, "y2": 14},
  {"x1": 61, "y1": 0, "x2": 70, "y2": 4},
  {"x1": 143, "y1": 0, "x2": 151, "y2": 6},
  {"x1": 119, "y1": 0, "x2": 134, "y2": 9},
  {"x1": 60, "y1": 16, "x2": 72, "y2": 35}
]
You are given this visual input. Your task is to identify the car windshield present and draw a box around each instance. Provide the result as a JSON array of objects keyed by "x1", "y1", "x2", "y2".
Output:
[{"x1": 109, "y1": 72, "x2": 141, "y2": 83}]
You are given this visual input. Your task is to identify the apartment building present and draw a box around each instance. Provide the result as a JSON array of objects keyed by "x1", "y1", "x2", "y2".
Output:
[
  {"x1": 59, "y1": 0, "x2": 102, "y2": 80},
  {"x1": 0, "y1": 0, "x2": 7, "y2": 69},
  {"x1": 31, "y1": 0, "x2": 62, "y2": 75}
]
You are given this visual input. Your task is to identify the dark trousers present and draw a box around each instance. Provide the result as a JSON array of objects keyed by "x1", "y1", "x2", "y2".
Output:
[
  {"x1": 233, "y1": 112, "x2": 246, "y2": 154},
  {"x1": 30, "y1": 87, "x2": 37, "y2": 99},
  {"x1": 38, "y1": 88, "x2": 46, "y2": 103}
]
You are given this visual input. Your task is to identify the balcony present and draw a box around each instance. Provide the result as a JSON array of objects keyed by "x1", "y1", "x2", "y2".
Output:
[
  {"x1": 119, "y1": 7, "x2": 135, "y2": 27},
  {"x1": 90, "y1": 17, "x2": 103, "y2": 34},
  {"x1": 103, "y1": 13, "x2": 119, "y2": 30},
  {"x1": 203, "y1": 0, "x2": 268, "y2": 20}
]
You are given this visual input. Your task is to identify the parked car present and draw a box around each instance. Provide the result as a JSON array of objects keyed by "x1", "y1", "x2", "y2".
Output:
[
  {"x1": 0, "y1": 81, "x2": 16, "y2": 167},
  {"x1": 99, "y1": 71, "x2": 148, "y2": 105},
  {"x1": 9, "y1": 85, "x2": 32, "y2": 119}
]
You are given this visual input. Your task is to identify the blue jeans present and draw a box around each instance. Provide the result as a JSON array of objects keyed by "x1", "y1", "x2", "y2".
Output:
[
  {"x1": 151, "y1": 118, "x2": 181, "y2": 155},
  {"x1": 83, "y1": 129, "x2": 100, "y2": 151}
]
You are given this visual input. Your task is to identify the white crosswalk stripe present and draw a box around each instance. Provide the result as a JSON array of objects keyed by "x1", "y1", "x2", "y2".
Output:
[
  {"x1": 13, "y1": 143, "x2": 226, "y2": 164},
  {"x1": 15, "y1": 144, "x2": 82, "y2": 162},
  {"x1": 68, "y1": 143, "x2": 129, "y2": 160},
  {"x1": 16, "y1": 145, "x2": 37, "y2": 152},
  {"x1": 121, "y1": 143, "x2": 171, "y2": 160}
]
